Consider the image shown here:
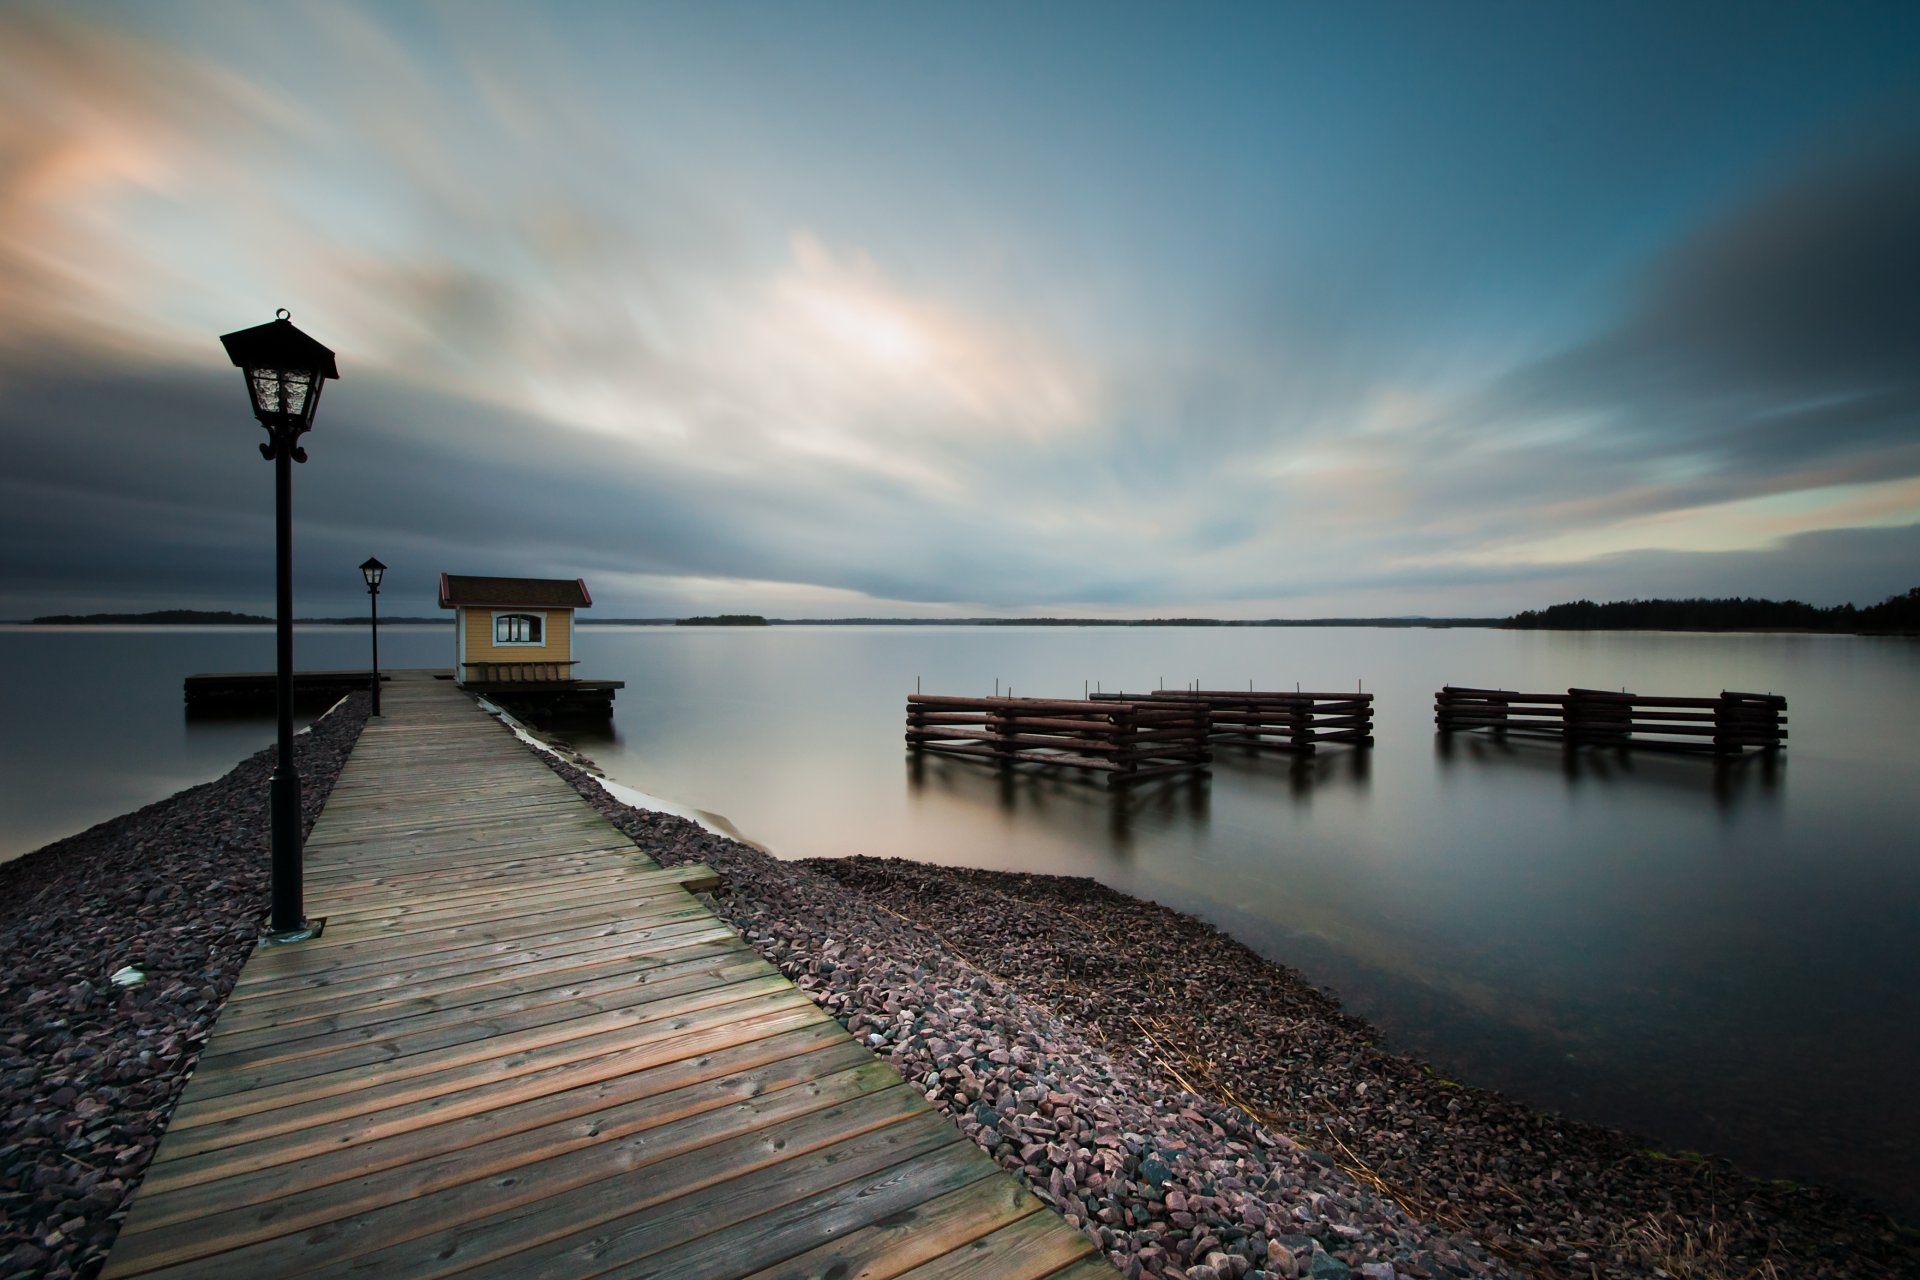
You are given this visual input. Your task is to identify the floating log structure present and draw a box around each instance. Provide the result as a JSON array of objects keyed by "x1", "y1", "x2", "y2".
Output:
[
  {"x1": 185, "y1": 669, "x2": 622, "y2": 719},
  {"x1": 1434, "y1": 686, "x2": 1787, "y2": 754},
  {"x1": 184, "y1": 670, "x2": 388, "y2": 713},
  {"x1": 1093, "y1": 689, "x2": 1374, "y2": 754},
  {"x1": 906, "y1": 694, "x2": 1211, "y2": 786}
]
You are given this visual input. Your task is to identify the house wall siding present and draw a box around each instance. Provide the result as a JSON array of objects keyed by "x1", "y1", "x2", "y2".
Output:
[{"x1": 460, "y1": 608, "x2": 572, "y2": 665}]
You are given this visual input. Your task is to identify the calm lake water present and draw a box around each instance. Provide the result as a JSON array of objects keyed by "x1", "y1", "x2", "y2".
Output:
[{"x1": 3, "y1": 623, "x2": 1916, "y2": 1215}]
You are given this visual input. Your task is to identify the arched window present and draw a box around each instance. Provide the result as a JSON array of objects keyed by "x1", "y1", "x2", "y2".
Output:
[{"x1": 494, "y1": 612, "x2": 544, "y2": 644}]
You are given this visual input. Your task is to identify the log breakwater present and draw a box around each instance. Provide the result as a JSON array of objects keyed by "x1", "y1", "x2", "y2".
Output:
[
  {"x1": 1434, "y1": 685, "x2": 1787, "y2": 753},
  {"x1": 905, "y1": 694, "x2": 1212, "y2": 786},
  {"x1": 1092, "y1": 689, "x2": 1375, "y2": 754},
  {"x1": 183, "y1": 669, "x2": 386, "y2": 713}
]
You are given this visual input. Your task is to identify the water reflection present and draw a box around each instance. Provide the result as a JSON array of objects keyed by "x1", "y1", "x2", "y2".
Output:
[
  {"x1": 1209, "y1": 741, "x2": 1372, "y2": 803},
  {"x1": 542, "y1": 717, "x2": 624, "y2": 749},
  {"x1": 1433, "y1": 730, "x2": 1782, "y2": 812},
  {"x1": 184, "y1": 699, "x2": 335, "y2": 723},
  {"x1": 904, "y1": 751, "x2": 1211, "y2": 853}
]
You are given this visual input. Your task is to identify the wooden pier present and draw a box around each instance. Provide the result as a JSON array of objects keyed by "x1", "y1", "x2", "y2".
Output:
[
  {"x1": 466, "y1": 673, "x2": 625, "y2": 719},
  {"x1": 107, "y1": 672, "x2": 1107, "y2": 1279},
  {"x1": 184, "y1": 669, "x2": 387, "y2": 713},
  {"x1": 184, "y1": 668, "x2": 623, "y2": 719},
  {"x1": 906, "y1": 694, "x2": 1211, "y2": 786},
  {"x1": 1434, "y1": 686, "x2": 1787, "y2": 753},
  {"x1": 1093, "y1": 689, "x2": 1374, "y2": 754}
]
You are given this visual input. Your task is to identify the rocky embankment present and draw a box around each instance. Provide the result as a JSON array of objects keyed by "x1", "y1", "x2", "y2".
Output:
[
  {"x1": 808, "y1": 858, "x2": 1920, "y2": 1280},
  {"x1": 538, "y1": 751, "x2": 1919, "y2": 1280},
  {"x1": 0, "y1": 695, "x2": 368, "y2": 1280}
]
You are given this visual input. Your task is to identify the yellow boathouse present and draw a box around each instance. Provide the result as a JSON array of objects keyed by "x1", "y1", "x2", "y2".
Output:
[{"x1": 438, "y1": 573, "x2": 594, "y2": 686}]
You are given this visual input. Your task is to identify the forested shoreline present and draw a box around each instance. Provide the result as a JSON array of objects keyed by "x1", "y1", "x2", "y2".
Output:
[{"x1": 1504, "y1": 587, "x2": 1920, "y2": 632}]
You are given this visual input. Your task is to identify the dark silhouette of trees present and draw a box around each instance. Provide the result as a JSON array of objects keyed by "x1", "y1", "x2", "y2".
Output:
[{"x1": 1504, "y1": 588, "x2": 1918, "y2": 632}]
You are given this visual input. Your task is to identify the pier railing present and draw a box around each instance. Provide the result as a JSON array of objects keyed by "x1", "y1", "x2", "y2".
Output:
[
  {"x1": 1435, "y1": 686, "x2": 1787, "y2": 753},
  {"x1": 1093, "y1": 689, "x2": 1374, "y2": 754},
  {"x1": 905, "y1": 694, "x2": 1211, "y2": 785}
]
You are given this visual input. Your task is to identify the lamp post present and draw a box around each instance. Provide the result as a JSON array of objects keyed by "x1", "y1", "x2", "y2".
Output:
[
  {"x1": 360, "y1": 557, "x2": 386, "y2": 716},
  {"x1": 220, "y1": 310, "x2": 339, "y2": 941}
]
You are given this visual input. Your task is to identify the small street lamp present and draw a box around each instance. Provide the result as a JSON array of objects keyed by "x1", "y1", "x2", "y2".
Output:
[
  {"x1": 360, "y1": 557, "x2": 386, "y2": 717},
  {"x1": 220, "y1": 309, "x2": 338, "y2": 941}
]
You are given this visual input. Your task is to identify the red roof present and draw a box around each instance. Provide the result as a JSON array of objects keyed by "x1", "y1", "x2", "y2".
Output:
[{"x1": 438, "y1": 574, "x2": 593, "y2": 610}]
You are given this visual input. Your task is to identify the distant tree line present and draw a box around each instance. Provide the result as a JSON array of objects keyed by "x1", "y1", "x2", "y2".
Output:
[
  {"x1": 675, "y1": 614, "x2": 770, "y2": 626},
  {"x1": 29, "y1": 610, "x2": 443, "y2": 625},
  {"x1": 1504, "y1": 587, "x2": 1920, "y2": 632},
  {"x1": 31, "y1": 609, "x2": 271, "y2": 625}
]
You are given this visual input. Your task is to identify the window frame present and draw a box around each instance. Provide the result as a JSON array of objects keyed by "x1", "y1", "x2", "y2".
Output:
[{"x1": 491, "y1": 611, "x2": 547, "y2": 647}]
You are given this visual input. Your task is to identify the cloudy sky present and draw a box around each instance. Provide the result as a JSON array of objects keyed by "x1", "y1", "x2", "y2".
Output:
[{"x1": 2, "y1": 2, "x2": 1917, "y2": 619}]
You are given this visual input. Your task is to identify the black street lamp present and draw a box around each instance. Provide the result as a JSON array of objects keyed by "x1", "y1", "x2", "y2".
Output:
[
  {"x1": 220, "y1": 309, "x2": 339, "y2": 941},
  {"x1": 360, "y1": 557, "x2": 386, "y2": 717}
]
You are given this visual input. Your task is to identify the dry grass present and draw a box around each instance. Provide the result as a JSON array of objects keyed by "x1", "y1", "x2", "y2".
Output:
[{"x1": 1610, "y1": 1206, "x2": 1783, "y2": 1280}]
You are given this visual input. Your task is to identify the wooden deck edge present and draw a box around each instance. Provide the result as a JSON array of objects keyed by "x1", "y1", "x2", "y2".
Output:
[{"x1": 666, "y1": 861, "x2": 724, "y2": 894}]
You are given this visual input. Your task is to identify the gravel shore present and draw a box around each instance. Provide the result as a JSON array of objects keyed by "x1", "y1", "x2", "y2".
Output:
[
  {"x1": 0, "y1": 695, "x2": 368, "y2": 1280},
  {"x1": 535, "y1": 745, "x2": 1920, "y2": 1280}
]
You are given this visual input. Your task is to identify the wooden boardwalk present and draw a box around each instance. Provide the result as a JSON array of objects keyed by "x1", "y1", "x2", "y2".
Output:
[{"x1": 106, "y1": 672, "x2": 1108, "y2": 1280}]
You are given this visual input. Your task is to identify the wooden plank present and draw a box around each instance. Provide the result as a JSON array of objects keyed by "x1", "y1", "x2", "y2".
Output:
[
  {"x1": 207, "y1": 934, "x2": 745, "y2": 1039},
  {"x1": 282, "y1": 879, "x2": 705, "y2": 947},
  {"x1": 235, "y1": 899, "x2": 715, "y2": 983},
  {"x1": 166, "y1": 987, "x2": 822, "y2": 1132},
  {"x1": 230, "y1": 914, "x2": 735, "y2": 1001},
  {"x1": 288, "y1": 866, "x2": 715, "y2": 937},
  {"x1": 110, "y1": 1077, "x2": 924, "y2": 1276},
  {"x1": 887, "y1": 1210, "x2": 1098, "y2": 1280},
  {"x1": 195, "y1": 951, "x2": 778, "y2": 1070},
  {"x1": 299, "y1": 855, "x2": 641, "y2": 891},
  {"x1": 183, "y1": 971, "x2": 800, "y2": 1100},
  {"x1": 211, "y1": 923, "x2": 740, "y2": 1027},
  {"x1": 306, "y1": 864, "x2": 652, "y2": 913},
  {"x1": 143, "y1": 1022, "x2": 857, "y2": 1191},
  {"x1": 484, "y1": 1139, "x2": 1005, "y2": 1280},
  {"x1": 125, "y1": 1043, "x2": 884, "y2": 1230},
  {"x1": 733, "y1": 1171, "x2": 1046, "y2": 1280},
  {"x1": 321, "y1": 1112, "x2": 969, "y2": 1280},
  {"x1": 1037, "y1": 1260, "x2": 1128, "y2": 1280},
  {"x1": 157, "y1": 997, "x2": 836, "y2": 1158},
  {"x1": 908, "y1": 695, "x2": 1128, "y2": 714}
]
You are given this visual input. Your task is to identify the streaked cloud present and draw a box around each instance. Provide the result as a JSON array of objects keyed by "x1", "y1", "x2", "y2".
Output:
[{"x1": 1, "y1": 2, "x2": 1917, "y2": 618}]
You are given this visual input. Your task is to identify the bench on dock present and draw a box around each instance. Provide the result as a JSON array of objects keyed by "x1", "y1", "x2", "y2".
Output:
[
  {"x1": 906, "y1": 694, "x2": 1211, "y2": 786},
  {"x1": 1435, "y1": 686, "x2": 1787, "y2": 753},
  {"x1": 1093, "y1": 689, "x2": 1374, "y2": 754},
  {"x1": 457, "y1": 664, "x2": 625, "y2": 719},
  {"x1": 460, "y1": 659, "x2": 580, "y2": 683}
]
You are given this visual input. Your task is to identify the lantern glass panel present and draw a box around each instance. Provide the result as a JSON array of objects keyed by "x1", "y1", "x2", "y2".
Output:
[{"x1": 248, "y1": 367, "x2": 320, "y2": 422}]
